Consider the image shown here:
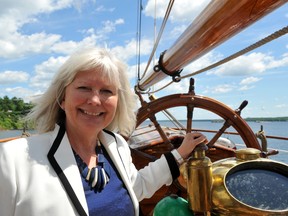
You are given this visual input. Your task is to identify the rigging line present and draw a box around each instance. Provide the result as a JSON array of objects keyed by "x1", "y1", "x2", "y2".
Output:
[
  {"x1": 161, "y1": 109, "x2": 186, "y2": 131},
  {"x1": 139, "y1": 25, "x2": 288, "y2": 94},
  {"x1": 136, "y1": 0, "x2": 143, "y2": 82},
  {"x1": 149, "y1": 94, "x2": 185, "y2": 130},
  {"x1": 141, "y1": 80, "x2": 173, "y2": 94},
  {"x1": 162, "y1": 111, "x2": 184, "y2": 131},
  {"x1": 177, "y1": 25, "x2": 288, "y2": 80},
  {"x1": 139, "y1": 0, "x2": 175, "y2": 81},
  {"x1": 151, "y1": 0, "x2": 157, "y2": 93},
  {"x1": 153, "y1": 0, "x2": 157, "y2": 66}
]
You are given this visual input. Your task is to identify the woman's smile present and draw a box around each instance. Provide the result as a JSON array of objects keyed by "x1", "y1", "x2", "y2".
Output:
[
  {"x1": 81, "y1": 109, "x2": 103, "y2": 117},
  {"x1": 62, "y1": 69, "x2": 118, "y2": 138}
]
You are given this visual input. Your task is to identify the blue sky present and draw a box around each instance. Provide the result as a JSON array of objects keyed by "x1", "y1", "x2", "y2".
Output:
[{"x1": 0, "y1": 0, "x2": 287, "y2": 120}]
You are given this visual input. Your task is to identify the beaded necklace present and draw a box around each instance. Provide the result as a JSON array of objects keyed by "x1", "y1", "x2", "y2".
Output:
[{"x1": 74, "y1": 141, "x2": 110, "y2": 193}]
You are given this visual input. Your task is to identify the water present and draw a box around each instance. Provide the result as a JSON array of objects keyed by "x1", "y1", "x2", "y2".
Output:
[
  {"x1": 1, "y1": 121, "x2": 287, "y2": 163},
  {"x1": 139, "y1": 120, "x2": 288, "y2": 164}
]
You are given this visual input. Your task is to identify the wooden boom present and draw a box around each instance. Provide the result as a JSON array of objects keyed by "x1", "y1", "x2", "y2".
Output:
[{"x1": 138, "y1": 0, "x2": 286, "y2": 91}]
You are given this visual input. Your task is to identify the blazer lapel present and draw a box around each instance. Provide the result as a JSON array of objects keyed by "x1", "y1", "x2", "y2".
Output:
[
  {"x1": 99, "y1": 130, "x2": 138, "y2": 215},
  {"x1": 99, "y1": 130, "x2": 130, "y2": 180},
  {"x1": 47, "y1": 125, "x2": 89, "y2": 216}
]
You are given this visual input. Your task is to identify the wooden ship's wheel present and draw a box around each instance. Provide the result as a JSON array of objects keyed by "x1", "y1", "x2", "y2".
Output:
[{"x1": 129, "y1": 78, "x2": 265, "y2": 215}]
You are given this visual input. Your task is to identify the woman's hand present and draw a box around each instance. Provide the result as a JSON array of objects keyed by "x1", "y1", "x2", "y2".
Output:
[{"x1": 177, "y1": 132, "x2": 208, "y2": 160}]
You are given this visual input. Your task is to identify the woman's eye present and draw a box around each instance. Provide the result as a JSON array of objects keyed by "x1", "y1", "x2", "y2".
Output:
[
  {"x1": 101, "y1": 89, "x2": 113, "y2": 95},
  {"x1": 78, "y1": 86, "x2": 91, "y2": 91}
]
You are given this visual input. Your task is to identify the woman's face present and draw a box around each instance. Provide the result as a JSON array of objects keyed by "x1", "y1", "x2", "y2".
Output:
[{"x1": 61, "y1": 69, "x2": 118, "y2": 137}]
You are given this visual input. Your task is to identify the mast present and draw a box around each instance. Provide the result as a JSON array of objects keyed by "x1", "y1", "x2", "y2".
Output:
[{"x1": 137, "y1": 0, "x2": 286, "y2": 91}]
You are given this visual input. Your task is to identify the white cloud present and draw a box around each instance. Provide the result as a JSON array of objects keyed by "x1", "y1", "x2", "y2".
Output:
[
  {"x1": 0, "y1": 1, "x2": 141, "y2": 100},
  {"x1": 4, "y1": 86, "x2": 40, "y2": 102},
  {"x1": 213, "y1": 53, "x2": 268, "y2": 76},
  {"x1": 95, "y1": 5, "x2": 115, "y2": 12},
  {"x1": 0, "y1": 33, "x2": 61, "y2": 58},
  {"x1": 112, "y1": 38, "x2": 153, "y2": 63},
  {"x1": 210, "y1": 52, "x2": 288, "y2": 76},
  {"x1": 212, "y1": 84, "x2": 234, "y2": 94},
  {"x1": 128, "y1": 62, "x2": 147, "y2": 82},
  {"x1": 49, "y1": 31, "x2": 101, "y2": 54},
  {"x1": 0, "y1": 14, "x2": 125, "y2": 59},
  {"x1": 0, "y1": 0, "x2": 91, "y2": 59},
  {"x1": 184, "y1": 51, "x2": 223, "y2": 75},
  {"x1": 30, "y1": 55, "x2": 68, "y2": 89},
  {"x1": 50, "y1": 40, "x2": 79, "y2": 54},
  {"x1": 238, "y1": 85, "x2": 254, "y2": 91},
  {"x1": 99, "y1": 19, "x2": 124, "y2": 36},
  {"x1": 0, "y1": 71, "x2": 29, "y2": 84},
  {"x1": 266, "y1": 52, "x2": 288, "y2": 68},
  {"x1": 0, "y1": 0, "x2": 74, "y2": 35},
  {"x1": 144, "y1": 0, "x2": 211, "y2": 23},
  {"x1": 0, "y1": 0, "x2": 74, "y2": 18},
  {"x1": 163, "y1": 77, "x2": 193, "y2": 94},
  {"x1": 240, "y1": 76, "x2": 262, "y2": 85}
]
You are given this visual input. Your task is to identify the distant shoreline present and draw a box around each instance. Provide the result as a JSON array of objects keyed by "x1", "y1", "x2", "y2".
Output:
[
  {"x1": 162, "y1": 117, "x2": 288, "y2": 122},
  {"x1": 210, "y1": 117, "x2": 288, "y2": 122},
  {"x1": 244, "y1": 117, "x2": 288, "y2": 122}
]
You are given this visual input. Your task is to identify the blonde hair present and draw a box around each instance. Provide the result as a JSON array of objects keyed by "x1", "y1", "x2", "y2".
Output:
[{"x1": 26, "y1": 47, "x2": 137, "y2": 137}]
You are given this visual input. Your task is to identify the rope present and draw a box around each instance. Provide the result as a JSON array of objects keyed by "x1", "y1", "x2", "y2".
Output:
[
  {"x1": 139, "y1": 0, "x2": 175, "y2": 80},
  {"x1": 145, "y1": 80, "x2": 173, "y2": 94},
  {"x1": 141, "y1": 25, "x2": 288, "y2": 94},
  {"x1": 177, "y1": 25, "x2": 288, "y2": 80},
  {"x1": 136, "y1": 0, "x2": 143, "y2": 83}
]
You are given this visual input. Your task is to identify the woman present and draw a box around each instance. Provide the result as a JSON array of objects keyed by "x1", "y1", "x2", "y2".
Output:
[{"x1": 0, "y1": 47, "x2": 207, "y2": 216}]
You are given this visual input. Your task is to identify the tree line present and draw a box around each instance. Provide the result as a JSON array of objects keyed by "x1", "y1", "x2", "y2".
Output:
[{"x1": 0, "y1": 96, "x2": 34, "y2": 130}]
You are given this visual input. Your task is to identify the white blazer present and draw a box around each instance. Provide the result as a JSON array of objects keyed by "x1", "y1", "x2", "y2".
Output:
[{"x1": 0, "y1": 125, "x2": 175, "y2": 216}]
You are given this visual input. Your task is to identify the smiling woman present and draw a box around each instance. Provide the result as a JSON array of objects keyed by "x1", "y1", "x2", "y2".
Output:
[
  {"x1": 62, "y1": 69, "x2": 119, "y2": 151},
  {"x1": 25, "y1": 47, "x2": 136, "y2": 136},
  {"x1": 0, "y1": 47, "x2": 207, "y2": 216}
]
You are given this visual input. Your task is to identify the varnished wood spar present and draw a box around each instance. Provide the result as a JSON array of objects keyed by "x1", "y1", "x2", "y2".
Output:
[
  {"x1": 138, "y1": 0, "x2": 286, "y2": 91},
  {"x1": 0, "y1": 136, "x2": 21, "y2": 143}
]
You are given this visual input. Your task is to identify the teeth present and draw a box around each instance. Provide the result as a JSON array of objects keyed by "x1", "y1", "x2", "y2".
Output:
[{"x1": 83, "y1": 110, "x2": 101, "y2": 116}]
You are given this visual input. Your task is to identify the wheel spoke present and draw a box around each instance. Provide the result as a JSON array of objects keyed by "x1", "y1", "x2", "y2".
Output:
[
  {"x1": 207, "y1": 120, "x2": 232, "y2": 147},
  {"x1": 186, "y1": 78, "x2": 195, "y2": 133},
  {"x1": 148, "y1": 113, "x2": 172, "y2": 146},
  {"x1": 186, "y1": 104, "x2": 194, "y2": 133}
]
